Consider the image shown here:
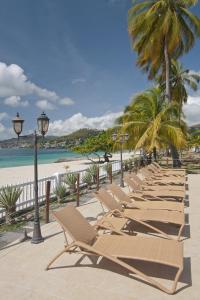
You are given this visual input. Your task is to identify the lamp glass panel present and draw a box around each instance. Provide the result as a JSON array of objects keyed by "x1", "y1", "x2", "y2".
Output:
[{"x1": 13, "y1": 121, "x2": 23, "y2": 135}]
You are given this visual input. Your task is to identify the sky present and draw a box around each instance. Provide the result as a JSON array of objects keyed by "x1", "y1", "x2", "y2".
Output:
[{"x1": 0, "y1": 0, "x2": 200, "y2": 140}]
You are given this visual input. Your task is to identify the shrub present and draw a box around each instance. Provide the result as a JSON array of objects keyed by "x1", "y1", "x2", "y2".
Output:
[
  {"x1": 88, "y1": 164, "x2": 99, "y2": 183},
  {"x1": 0, "y1": 185, "x2": 22, "y2": 224},
  {"x1": 63, "y1": 173, "x2": 77, "y2": 193},
  {"x1": 53, "y1": 184, "x2": 67, "y2": 203},
  {"x1": 82, "y1": 171, "x2": 93, "y2": 189}
]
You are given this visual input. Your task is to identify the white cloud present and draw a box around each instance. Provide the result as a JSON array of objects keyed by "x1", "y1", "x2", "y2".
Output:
[
  {"x1": 0, "y1": 123, "x2": 13, "y2": 140},
  {"x1": 48, "y1": 111, "x2": 122, "y2": 136},
  {"x1": 0, "y1": 62, "x2": 75, "y2": 107},
  {"x1": 0, "y1": 112, "x2": 8, "y2": 121},
  {"x1": 36, "y1": 100, "x2": 55, "y2": 111},
  {"x1": 183, "y1": 95, "x2": 200, "y2": 125},
  {"x1": 72, "y1": 78, "x2": 86, "y2": 84},
  {"x1": 4, "y1": 96, "x2": 29, "y2": 107},
  {"x1": 0, "y1": 122, "x2": 5, "y2": 133},
  {"x1": 59, "y1": 97, "x2": 74, "y2": 106}
]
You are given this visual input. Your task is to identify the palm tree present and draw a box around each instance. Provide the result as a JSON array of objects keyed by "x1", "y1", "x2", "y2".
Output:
[
  {"x1": 128, "y1": 0, "x2": 200, "y2": 100},
  {"x1": 128, "y1": 0, "x2": 200, "y2": 166},
  {"x1": 117, "y1": 88, "x2": 187, "y2": 159},
  {"x1": 158, "y1": 60, "x2": 200, "y2": 118}
]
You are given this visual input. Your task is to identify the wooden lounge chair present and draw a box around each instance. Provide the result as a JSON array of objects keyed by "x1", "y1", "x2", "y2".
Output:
[
  {"x1": 140, "y1": 168, "x2": 185, "y2": 186},
  {"x1": 96, "y1": 189, "x2": 185, "y2": 241},
  {"x1": 149, "y1": 163, "x2": 185, "y2": 176},
  {"x1": 147, "y1": 165, "x2": 184, "y2": 179},
  {"x1": 46, "y1": 205, "x2": 183, "y2": 294},
  {"x1": 130, "y1": 173, "x2": 185, "y2": 192},
  {"x1": 107, "y1": 183, "x2": 184, "y2": 212},
  {"x1": 152, "y1": 162, "x2": 185, "y2": 174},
  {"x1": 124, "y1": 176, "x2": 185, "y2": 202}
]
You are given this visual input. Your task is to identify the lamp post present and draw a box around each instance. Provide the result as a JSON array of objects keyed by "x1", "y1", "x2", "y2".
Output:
[
  {"x1": 112, "y1": 132, "x2": 129, "y2": 187},
  {"x1": 12, "y1": 112, "x2": 49, "y2": 244}
]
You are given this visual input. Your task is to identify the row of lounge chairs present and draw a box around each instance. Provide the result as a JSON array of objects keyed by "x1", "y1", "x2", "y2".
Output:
[{"x1": 46, "y1": 162, "x2": 187, "y2": 295}]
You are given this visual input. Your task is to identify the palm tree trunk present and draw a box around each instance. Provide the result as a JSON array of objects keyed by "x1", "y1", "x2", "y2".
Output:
[
  {"x1": 164, "y1": 36, "x2": 181, "y2": 168},
  {"x1": 153, "y1": 147, "x2": 157, "y2": 161},
  {"x1": 164, "y1": 36, "x2": 171, "y2": 102}
]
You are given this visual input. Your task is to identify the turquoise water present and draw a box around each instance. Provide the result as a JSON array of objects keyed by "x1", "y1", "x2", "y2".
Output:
[{"x1": 0, "y1": 148, "x2": 83, "y2": 168}]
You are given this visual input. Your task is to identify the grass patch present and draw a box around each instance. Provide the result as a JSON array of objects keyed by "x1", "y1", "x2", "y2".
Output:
[{"x1": 0, "y1": 220, "x2": 26, "y2": 233}]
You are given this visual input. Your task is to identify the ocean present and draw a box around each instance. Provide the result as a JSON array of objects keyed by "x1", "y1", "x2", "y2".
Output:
[{"x1": 0, "y1": 148, "x2": 83, "y2": 168}]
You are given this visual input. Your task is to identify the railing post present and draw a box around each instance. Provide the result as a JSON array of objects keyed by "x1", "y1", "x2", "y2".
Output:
[
  {"x1": 96, "y1": 166, "x2": 100, "y2": 191},
  {"x1": 109, "y1": 164, "x2": 112, "y2": 184},
  {"x1": 76, "y1": 173, "x2": 80, "y2": 207},
  {"x1": 45, "y1": 180, "x2": 51, "y2": 224}
]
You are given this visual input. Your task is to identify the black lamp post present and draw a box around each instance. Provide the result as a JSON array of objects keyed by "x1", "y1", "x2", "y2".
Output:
[
  {"x1": 112, "y1": 132, "x2": 129, "y2": 187},
  {"x1": 12, "y1": 112, "x2": 49, "y2": 244}
]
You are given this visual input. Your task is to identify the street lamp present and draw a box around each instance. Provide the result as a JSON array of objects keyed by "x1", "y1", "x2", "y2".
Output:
[
  {"x1": 112, "y1": 132, "x2": 129, "y2": 187},
  {"x1": 12, "y1": 112, "x2": 24, "y2": 139},
  {"x1": 12, "y1": 112, "x2": 49, "y2": 244}
]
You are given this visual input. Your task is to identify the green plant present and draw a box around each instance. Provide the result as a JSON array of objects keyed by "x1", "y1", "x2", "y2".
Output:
[
  {"x1": 63, "y1": 173, "x2": 77, "y2": 193},
  {"x1": 82, "y1": 171, "x2": 93, "y2": 189},
  {"x1": 88, "y1": 164, "x2": 99, "y2": 183},
  {"x1": 123, "y1": 159, "x2": 133, "y2": 172},
  {"x1": 53, "y1": 184, "x2": 67, "y2": 203},
  {"x1": 0, "y1": 185, "x2": 22, "y2": 224}
]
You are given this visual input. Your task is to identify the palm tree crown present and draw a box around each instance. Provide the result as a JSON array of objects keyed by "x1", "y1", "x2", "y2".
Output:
[
  {"x1": 128, "y1": 0, "x2": 200, "y2": 78},
  {"x1": 117, "y1": 87, "x2": 187, "y2": 151}
]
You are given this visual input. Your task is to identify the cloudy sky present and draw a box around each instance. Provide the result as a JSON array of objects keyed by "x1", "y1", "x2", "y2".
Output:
[{"x1": 0, "y1": 0, "x2": 200, "y2": 140}]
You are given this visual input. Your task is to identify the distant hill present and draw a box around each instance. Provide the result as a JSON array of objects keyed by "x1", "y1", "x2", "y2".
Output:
[
  {"x1": 190, "y1": 124, "x2": 200, "y2": 130},
  {"x1": 0, "y1": 128, "x2": 102, "y2": 149}
]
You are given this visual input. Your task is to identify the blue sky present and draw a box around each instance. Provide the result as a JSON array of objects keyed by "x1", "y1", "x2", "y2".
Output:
[{"x1": 0, "y1": 0, "x2": 200, "y2": 139}]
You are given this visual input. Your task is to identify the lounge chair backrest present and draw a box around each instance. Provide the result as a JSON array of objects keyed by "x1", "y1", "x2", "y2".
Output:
[
  {"x1": 150, "y1": 165, "x2": 158, "y2": 172},
  {"x1": 124, "y1": 176, "x2": 141, "y2": 191},
  {"x1": 53, "y1": 205, "x2": 97, "y2": 245},
  {"x1": 152, "y1": 162, "x2": 161, "y2": 170},
  {"x1": 95, "y1": 189, "x2": 123, "y2": 211},
  {"x1": 107, "y1": 183, "x2": 132, "y2": 204},
  {"x1": 147, "y1": 165, "x2": 156, "y2": 174},
  {"x1": 130, "y1": 174, "x2": 143, "y2": 186},
  {"x1": 140, "y1": 168, "x2": 151, "y2": 178}
]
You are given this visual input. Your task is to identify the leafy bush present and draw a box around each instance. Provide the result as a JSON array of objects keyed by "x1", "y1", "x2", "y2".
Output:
[
  {"x1": 53, "y1": 184, "x2": 67, "y2": 203},
  {"x1": 0, "y1": 185, "x2": 22, "y2": 224},
  {"x1": 63, "y1": 173, "x2": 77, "y2": 193},
  {"x1": 103, "y1": 162, "x2": 112, "y2": 174},
  {"x1": 88, "y1": 164, "x2": 99, "y2": 183},
  {"x1": 82, "y1": 171, "x2": 93, "y2": 189}
]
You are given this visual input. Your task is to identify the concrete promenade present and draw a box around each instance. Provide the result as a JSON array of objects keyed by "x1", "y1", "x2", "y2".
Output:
[{"x1": 0, "y1": 174, "x2": 199, "y2": 299}]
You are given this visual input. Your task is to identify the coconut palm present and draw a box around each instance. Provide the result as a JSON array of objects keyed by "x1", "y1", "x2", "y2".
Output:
[
  {"x1": 157, "y1": 60, "x2": 200, "y2": 121},
  {"x1": 128, "y1": 0, "x2": 200, "y2": 100},
  {"x1": 117, "y1": 88, "x2": 187, "y2": 158},
  {"x1": 128, "y1": 1, "x2": 200, "y2": 166}
]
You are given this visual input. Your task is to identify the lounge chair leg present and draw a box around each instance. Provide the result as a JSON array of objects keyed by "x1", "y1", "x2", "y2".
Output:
[
  {"x1": 171, "y1": 267, "x2": 183, "y2": 294},
  {"x1": 46, "y1": 248, "x2": 66, "y2": 270},
  {"x1": 75, "y1": 241, "x2": 181, "y2": 294},
  {"x1": 177, "y1": 224, "x2": 184, "y2": 241}
]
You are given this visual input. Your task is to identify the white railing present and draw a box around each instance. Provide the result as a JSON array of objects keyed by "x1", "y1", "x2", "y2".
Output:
[{"x1": 0, "y1": 160, "x2": 121, "y2": 219}]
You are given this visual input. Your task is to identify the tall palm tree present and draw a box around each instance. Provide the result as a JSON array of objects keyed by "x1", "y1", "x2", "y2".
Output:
[
  {"x1": 128, "y1": 0, "x2": 200, "y2": 166},
  {"x1": 128, "y1": 0, "x2": 200, "y2": 101},
  {"x1": 117, "y1": 88, "x2": 187, "y2": 158}
]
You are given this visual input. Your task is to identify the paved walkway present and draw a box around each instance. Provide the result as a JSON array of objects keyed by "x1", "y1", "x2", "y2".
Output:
[{"x1": 0, "y1": 175, "x2": 199, "y2": 299}]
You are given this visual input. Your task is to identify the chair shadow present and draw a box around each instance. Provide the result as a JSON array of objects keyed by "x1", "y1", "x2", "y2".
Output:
[
  {"x1": 184, "y1": 200, "x2": 190, "y2": 208},
  {"x1": 48, "y1": 254, "x2": 191, "y2": 294},
  {"x1": 126, "y1": 221, "x2": 190, "y2": 241},
  {"x1": 185, "y1": 213, "x2": 189, "y2": 224}
]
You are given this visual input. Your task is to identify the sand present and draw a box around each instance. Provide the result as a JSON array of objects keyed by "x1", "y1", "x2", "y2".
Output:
[{"x1": 0, "y1": 152, "x2": 134, "y2": 187}]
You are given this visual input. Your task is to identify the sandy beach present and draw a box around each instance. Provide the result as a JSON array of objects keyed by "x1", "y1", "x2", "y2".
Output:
[{"x1": 0, "y1": 152, "x2": 134, "y2": 187}]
